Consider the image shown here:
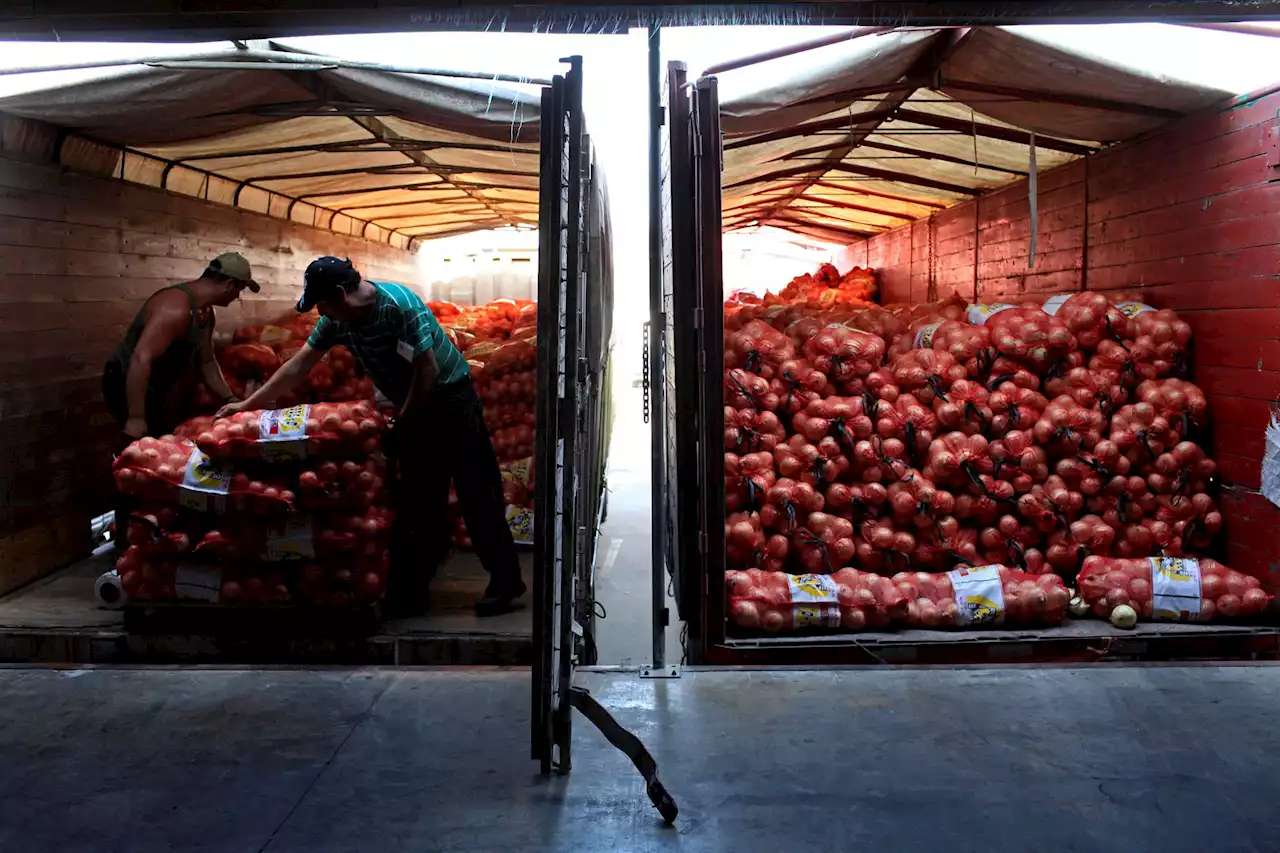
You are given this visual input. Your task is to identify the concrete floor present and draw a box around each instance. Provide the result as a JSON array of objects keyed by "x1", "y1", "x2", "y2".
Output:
[{"x1": 2, "y1": 664, "x2": 1280, "y2": 852}]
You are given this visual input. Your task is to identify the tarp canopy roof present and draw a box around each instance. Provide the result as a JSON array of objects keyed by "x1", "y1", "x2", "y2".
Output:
[
  {"x1": 0, "y1": 41, "x2": 543, "y2": 248},
  {"x1": 716, "y1": 25, "x2": 1263, "y2": 243}
]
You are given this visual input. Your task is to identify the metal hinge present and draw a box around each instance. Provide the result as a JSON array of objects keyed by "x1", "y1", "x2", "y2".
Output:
[
  {"x1": 699, "y1": 531, "x2": 708, "y2": 554},
  {"x1": 693, "y1": 306, "x2": 703, "y2": 329},
  {"x1": 640, "y1": 664, "x2": 681, "y2": 679},
  {"x1": 1268, "y1": 110, "x2": 1280, "y2": 176}
]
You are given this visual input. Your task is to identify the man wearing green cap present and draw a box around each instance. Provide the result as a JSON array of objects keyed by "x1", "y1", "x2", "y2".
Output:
[{"x1": 103, "y1": 251, "x2": 259, "y2": 440}]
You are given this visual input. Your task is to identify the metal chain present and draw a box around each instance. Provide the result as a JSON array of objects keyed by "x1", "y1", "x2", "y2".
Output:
[
  {"x1": 927, "y1": 215, "x2": 938, "y2": 302},
  {"x1": 642, "y1": 321, "x2": 651, "y2": 424}
]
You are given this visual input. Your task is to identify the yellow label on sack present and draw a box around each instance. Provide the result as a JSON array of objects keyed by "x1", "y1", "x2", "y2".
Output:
[
  {"x1": 966, "y1": 303, "x2": 1016, "y2": 326},
  {"x1": 818, "y1": 289, "x2": 840, "y2": 305},
  {"x1": 793, "y1": 603, "x2": 842, "y2": 629},
  {"x1": 947, "y1": 565, "x2": 1006, "y2": 626},
  {"x1": 258, "y1": 404, "x2": 310, "y2": 462},
  {"x1": 264, "y1": 515, "x2": 316, "y2": 561},
  {"x1": 787, "y1": 573, "x2": 839, "y2": 604},
  {"x1": 1150, "y1": 556, "x2": 1201, "y2": 621},
  {"x1": 914, "y1": 321, "x2": 943, "y2": 349},
  {"x1": 258, "y1": 325, "x2": 292, "y2": 344},
  {"x1": 504, "y1": 457, "x2": 533, "y2": 489},
  {"x1": 1115, "y1": 301, "x2": 1155, "y2": 319},
  {"x1": 506, "y1": 505, "x2": 535, "y2": 545},
  {"x1": 179, "y1": 449, "x2": 231, "y2": 512}
]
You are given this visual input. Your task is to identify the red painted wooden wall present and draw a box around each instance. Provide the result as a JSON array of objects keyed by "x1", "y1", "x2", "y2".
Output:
[{"x1": 854, "y1": 88, "x2": 1280, "y2": 583}]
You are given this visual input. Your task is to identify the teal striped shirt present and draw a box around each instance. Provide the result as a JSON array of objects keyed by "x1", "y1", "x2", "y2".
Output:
[{"x1": 307, "y1": 281, "x2": 470, "y2": 405}]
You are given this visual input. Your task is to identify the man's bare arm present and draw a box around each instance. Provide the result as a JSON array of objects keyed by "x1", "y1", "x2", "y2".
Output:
[
  {"x1": 125, "y1": 293, "x2": 189, "y2": 435},
  {"x1": 217, "y1": 344, "x2": 325, "y2": 416}
]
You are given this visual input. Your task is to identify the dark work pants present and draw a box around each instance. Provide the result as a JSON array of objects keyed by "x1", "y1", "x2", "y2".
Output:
[
  {"x1": 388, "y1": 377, "x2": 523, "y2": 602},
  {"x1": 102, "y1": 361, "x2": 185, "y2": 546}
]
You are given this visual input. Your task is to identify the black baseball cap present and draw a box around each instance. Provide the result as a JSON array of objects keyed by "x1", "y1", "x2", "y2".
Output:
[{"x1": 297, "y1": 256, "x2": 360, "y2": 312}]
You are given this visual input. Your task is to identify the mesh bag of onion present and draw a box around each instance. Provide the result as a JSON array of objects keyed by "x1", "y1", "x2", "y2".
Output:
[
  {"x1": 193, "y1": 402, "x2": 384, "y2": 461},
  {"x1": 1076, "y1": 556, "x2": 1271, "y2": 623},
  {"x1": 894, "y1": 565, "x2": 1071, "y2": 629},
  {"x1": 726, "y1": 567, "x2": 907, "y2": 632},
  {"x1": 114, "y1": 437, "x2": 296, "y2": 514}
]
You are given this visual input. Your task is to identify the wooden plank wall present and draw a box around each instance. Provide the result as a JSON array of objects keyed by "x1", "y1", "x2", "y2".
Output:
[
  {"x1": 0, "y1": 156, "x2": 425, "y2": 593},
  {"x1": 853, "y1": 89, "x2": 1280, "y2": 584}
]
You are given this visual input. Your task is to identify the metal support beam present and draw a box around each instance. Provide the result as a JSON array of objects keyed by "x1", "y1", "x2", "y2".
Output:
[
  {"x1": 938, "y1": 78, "x2": 1183, "y2": 118},
  {"x1": 892, "y1": 107, "x2": 1099, "y2": 155},
  {"x1": 703, "y1": 26, "x2": 896, "y2": 75},
  {"x1": 723, "y1": 106, "x2": 896, "y2": 151},
  {"x1": 826, "y1": 162, "x2": 981, "y2": 195}
]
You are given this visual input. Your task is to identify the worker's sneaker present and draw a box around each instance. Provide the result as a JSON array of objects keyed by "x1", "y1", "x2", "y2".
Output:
[{"x1": 475, "y1": 578, "x2": 527, "y2": 617}]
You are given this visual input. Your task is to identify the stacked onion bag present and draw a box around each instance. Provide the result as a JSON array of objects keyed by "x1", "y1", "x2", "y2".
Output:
[{"x1": 721, "y1": 265, "x2": 1261, "y2": 633}]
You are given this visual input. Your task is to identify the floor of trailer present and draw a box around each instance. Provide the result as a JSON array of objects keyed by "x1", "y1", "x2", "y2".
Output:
[
  {"x1": 0, "y1": 547, "x2": 537, "y2": 665},
  {"x1": 3, "y1": 664, "x2": 1280, "y2": 852}
]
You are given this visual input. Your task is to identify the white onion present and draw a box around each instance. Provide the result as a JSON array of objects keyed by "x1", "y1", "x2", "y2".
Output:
[{"x1": 1109, "y1": 604, "x2": 1138, "y2": 630}]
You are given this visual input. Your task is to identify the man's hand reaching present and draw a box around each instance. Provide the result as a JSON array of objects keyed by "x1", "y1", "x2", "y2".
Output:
[{"x1": 215, "y1": 400, "x2": 249, "y2": 419}]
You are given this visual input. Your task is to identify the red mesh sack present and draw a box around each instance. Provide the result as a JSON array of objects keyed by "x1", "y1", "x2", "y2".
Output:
[
  {"x1": 1017, "y1": 475, "x2": 1084, "y2": 535},
  {"x1": 726, "y1": 511, "x2": 768, "y2": 570},
  {"x1": 989, "y1": 430, "x2": 1049, "y2": 494},
  {"x1": 979, "y1": 515, "x2": 1046, "y2": 572},
  {"x1": 986, "y1": 378, "x2": 1048, "y2": 438},
  {"x1": 851, "y1": 436, "x2": 912, "y2": 484},
  {"x1": 1153, "y1": 493, "x2": 1223, "y2": 552},
  {"x1": 1145, "y1": 442, "x2": 1216, "y2": 496},
  {"x1": 775, "y1": 434, "x2": 850, "y2": 490},
  {"x1": 931, "y1": 320, "x2": 994, "y2": 378},
  {"x1": 195, "y1": 506, "x2": 392, "y2": 561},
  {"x1": 295, "y1": 553, "x2": 391, "y2": 606},
  {"x1": 725, "y1": 368, "x2": 779, "y2": 411},
  {"x1": 1088, "y1": 338, "x2": 1160, "y2": 388},
  {"x1": 724, "y1": 451, "x2": 776, "y2": 513},
  {"x1": 726, "y1": 568, "x2": 907, "y2": 632},
  {"x1": 1077, "y1": 556, "x2": 1269, "y2": 622},
  {"x1": 769, "y1": 359, "x2": 831, "y2": 416},
  {"x1": 1125, "y1": 307, "x2": 1192, "y2": 377},
  {"x1": 854, "y1": 517, "x2": 916, "y2": 575},
  {"x1": 887, "y1": 470, "x2": 956, "y2": 529},
  {"x1": 1043, "y1": 367, "x2": 1127, "y2": 413},
  {"x1": 987, "y1": 307, "x2": 1078, "y2": 375},
  {"x1": 726, "y1": 319, "x2": 796, "y2": 379},
  {"x1": 924, "y1": 432, "x2": 994, "y2": 490},
  {"x1": 114, "y1": 437, "x2": 296, "y2": 514},
  {"x1": 887, "y1": 349, "x2": 965, "y2": 405},
  {"x1": 1046, "y1": 514, "x2": 1116, "y2": 577},
  {"x1": 193, "y1": 402, "x2": 384, "y2": 461},
  {"x1": 759, "y1": 478, "x2": 824, "y2": 535},
  {"x1": 933, "y1": 379, "x2": 992, "y2": 435},
  {"x1": 793, "y1": 512, "x2": 856, "y2": 573},
  {"x1": 792, "y1": 395, "x2": 874, "y2": 451},
  {"x1": 874, "y1": 393, "x2": 937, "y2": 463},
  {"x1": 895, "y1": 565, "x2": 1069, "y2": 628},
  {"x1": 724, "y1": 406, "x2": 787, "y2": 454},
  {"x1": 823, "y1": 480, "x2": 888, "y2": 519},
  {"x1": 846, "y1": 307, "x2": 906, "y2": 347},
  {"x1": 295, "y1": 457, "x2": 387, "y2": 511},
  {"x1": 802, "y1": 326, "x2": 886, "y2": 394},
  {"x1": 124, "y1": 505, "x2": 200, "y2": 555},
  {"x1": 1046, "y1": 292, "x2": 1128, "y2": 352},
  {"x1": 1033, "y1": 396, "x2": 1105, "y2": 457},
  {"x1": 1134, "y1": 379, "x2": 1209, "y2": 439},
  {"x1": 1109, "y1": 402, "x2": 1178, "y2": 466},
  {"x1": 219, "y1": 343, "x2": 280, "y2": 378}
]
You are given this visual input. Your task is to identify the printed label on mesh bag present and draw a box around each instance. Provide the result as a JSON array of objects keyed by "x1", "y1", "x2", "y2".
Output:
[
  {"x1": 1115, "y1": 302, "x2": 1155, "y2": 319},
  {"x1": 1149, "y1": 556, "x2": 1202, "y2": 621},
  {"x1": 1041, "y1": 294, "x2": 1071, "y2": 316},
  {"x1": 258, "y1": 325, "x2": 292, "y2": 344},
  {"x1": 506, "y1": 504, "x2": 535, "y2": 546},
  {"x1": 258, "y1": 404, "x2": 310, "y2": 462},
  {"x1": 175, "y1": 562, "x2": 222, "y2": 603},
  {"x1": 966, "y1": 303, "x2": 1016, "y2": 325},
  {"x1": 947, "y1": 565, "x2": 1006, "y2": 626},
  {"x1": 264, "y1": 515, "x2": 316, "y2": 561},
  {"x1": 179, "y1": 449, "x2": 231, "y2": 513},
  {"x1": 787, "y1": 574, "x2": 842, "y2": 629},
  {"x1": 914, "y1": 322, "x2": 943, "y2": 349}
]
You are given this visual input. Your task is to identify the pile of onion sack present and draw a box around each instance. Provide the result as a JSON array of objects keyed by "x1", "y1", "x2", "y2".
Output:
[
  {"x1": 193, "y1": 312, "x2": 375, "y2": 412},
  {"x1": 723, "y1": 267, "x2": 1262, "y2": 633},
  {"x1": 111, "y1": 401, "x2": 392, "y2": 607}
]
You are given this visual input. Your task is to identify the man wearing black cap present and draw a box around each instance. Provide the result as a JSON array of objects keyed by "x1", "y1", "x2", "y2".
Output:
[{"x1": 218, "y1": 256, "x2": 526, "y2": 617}]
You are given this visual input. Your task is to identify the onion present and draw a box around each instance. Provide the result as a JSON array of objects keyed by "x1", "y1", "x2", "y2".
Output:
[{"x1": 1109, "y1": 604, "x2": 1138, "y2": 629}]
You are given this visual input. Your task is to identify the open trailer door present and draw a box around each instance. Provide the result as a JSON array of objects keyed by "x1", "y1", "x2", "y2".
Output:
[
  {"x1": 531, "y1": 56, "x2": 677, "y2": 823},
  {"x1": 651, "y1": 58, "x2": 705, "y2": 661}
]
